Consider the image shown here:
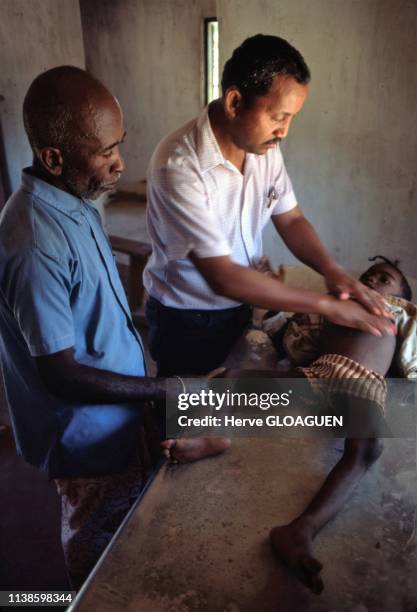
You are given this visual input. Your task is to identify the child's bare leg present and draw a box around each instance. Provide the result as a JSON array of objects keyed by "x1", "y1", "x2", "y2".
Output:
[{"x1": 270, "y1": 436, "x2": 383, "y2": 594}]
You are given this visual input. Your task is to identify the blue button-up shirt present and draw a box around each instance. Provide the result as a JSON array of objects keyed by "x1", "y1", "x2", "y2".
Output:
[{"x1": 0, "y1": 170, "x2": 146, "y2": 478}]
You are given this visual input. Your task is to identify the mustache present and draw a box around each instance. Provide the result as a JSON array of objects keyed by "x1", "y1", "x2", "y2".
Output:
[{"x1": 264, "y1": 138, "x2": 281, "y2": 145}]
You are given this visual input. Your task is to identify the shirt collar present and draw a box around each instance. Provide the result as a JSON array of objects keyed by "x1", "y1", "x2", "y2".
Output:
[
  {"x1": 195, "y1": 107, "x2": 257, "y2": 176},
  {"x1": 196, "y1": 107, "x2": 226, "y2": 173},
  {"x1": 21, "y1": 168, "x2": 86, "y2": 224}
]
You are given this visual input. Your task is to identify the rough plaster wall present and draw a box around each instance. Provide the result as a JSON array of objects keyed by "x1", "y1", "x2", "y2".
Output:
[
  {"x1": 80, "y1": 0, "x2": 216, "y2": 185},
  {"x1": 218, "y1": 0, "x2": 417, "y2": 278},
  {"x1": 0, "y1": 0, "x2": 85, "y2": 195}
]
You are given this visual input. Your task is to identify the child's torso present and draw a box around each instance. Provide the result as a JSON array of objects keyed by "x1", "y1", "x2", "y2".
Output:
[{"x1": 319, "y1": 322, "x2": 396, "y2": 376}]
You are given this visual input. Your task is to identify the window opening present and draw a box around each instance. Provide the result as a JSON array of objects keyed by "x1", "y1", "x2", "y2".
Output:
[{"x1": 205, "y1": 18, "x2": 219, "y2": 105}]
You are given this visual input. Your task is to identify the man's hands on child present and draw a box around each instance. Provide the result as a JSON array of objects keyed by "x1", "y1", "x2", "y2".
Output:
[
  {"x1": 255, "y1": 256, "x2": 285, "y2": 281},
  {"x1": 322, "y1": 265, "x2": 391, "y2": 317},
  {"x1": 254, "y1": 258, "x2": 395, "y2": 335},
  {"x1": 320, "y1": 295, "x2": 396, "y2": 337}
]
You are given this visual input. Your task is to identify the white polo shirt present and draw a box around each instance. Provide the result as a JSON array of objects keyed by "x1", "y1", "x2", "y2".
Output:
[{"x1": 143, "y1": 107, "x2": 297, "y2": 309}]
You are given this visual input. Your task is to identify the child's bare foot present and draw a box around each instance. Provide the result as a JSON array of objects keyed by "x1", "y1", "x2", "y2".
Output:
[
  {"x1": 161, "y1": 436, "x2": 231, "y2": 463},
  {"x1": 270, "y1": 522, "x2": 324, "y2": 595}
]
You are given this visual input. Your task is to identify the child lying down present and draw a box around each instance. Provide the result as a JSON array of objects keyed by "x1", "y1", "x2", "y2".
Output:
[{"x1": 227, "y1": 256, "x2": 415, "y2": 594}]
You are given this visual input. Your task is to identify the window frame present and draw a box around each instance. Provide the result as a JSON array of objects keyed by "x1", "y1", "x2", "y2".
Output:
[{"x1": 204, "y1": 17, "x2": 219, "y2": 106}]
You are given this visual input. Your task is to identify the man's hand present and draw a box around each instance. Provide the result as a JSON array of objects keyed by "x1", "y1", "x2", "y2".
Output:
[
  {"x1": 320, "y1": 295, "x2": 396, "y2": 337},
  {"x1": 255, "y1": 256, "x2": 275, "y2": 277},
  {"x1": 190, "y1": 253, "x2": 395, "y2": 336},
  {"x1": 255, "y1": 256, "x2": 284, "y2": 279},
  {"x1": 272, "y1": 209, "x2": 390, "y2": 317},
  {"x1": 322, "y1": 264, "x2": 390, "y2": 317}
]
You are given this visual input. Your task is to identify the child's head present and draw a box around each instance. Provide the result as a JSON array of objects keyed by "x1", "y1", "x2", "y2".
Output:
[{"x1": 359, "y1": 256, "x2": 412, "y2": 301}]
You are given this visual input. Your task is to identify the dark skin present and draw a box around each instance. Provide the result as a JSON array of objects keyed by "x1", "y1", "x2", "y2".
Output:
[
  {"x1": 227, "y1": 263, "x2": 404, "y2": 594},
  {"x1": 319, "y1": 263, "x2": 401, "y2": 375},
  {"x1": 30, "y1": 68, "x2": 227, "y2": 463},
  {"x1": 270, "y1": 263, "x2": 403, "y2": 594}
]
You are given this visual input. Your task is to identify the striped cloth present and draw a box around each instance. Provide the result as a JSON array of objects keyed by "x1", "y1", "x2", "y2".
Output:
[{"x1": 300, "y1": 353, "x2": 387, "y2": 412}]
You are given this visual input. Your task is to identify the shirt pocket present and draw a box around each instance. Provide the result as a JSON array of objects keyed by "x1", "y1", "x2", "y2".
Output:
[{"x1": 264, "y1": 184, "x2": 280, "y2": 212}]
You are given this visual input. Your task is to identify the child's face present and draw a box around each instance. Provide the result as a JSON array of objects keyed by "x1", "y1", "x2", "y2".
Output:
[{"x1": 359, "y1": 263, "x2": 403, "y2": 297}]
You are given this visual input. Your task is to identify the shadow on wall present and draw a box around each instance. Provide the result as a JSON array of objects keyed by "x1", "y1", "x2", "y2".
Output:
[
  {"x1": 0, "y1": 370, "x2": 10, "y2": 427},
  {"x1": 0, "y1": 114, "x2": 12, "y2": 208},
  {"x1": 0, "y1": 116, "x2": 10, "y2": 424}
]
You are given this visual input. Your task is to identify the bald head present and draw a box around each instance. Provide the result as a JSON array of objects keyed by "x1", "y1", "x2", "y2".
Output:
[
  {"x1": 22, "y1": 66, "x2": 125, "y2": 200},
  {"x1": 23, "y1": 66, "x2": 117, "y2": 154}
]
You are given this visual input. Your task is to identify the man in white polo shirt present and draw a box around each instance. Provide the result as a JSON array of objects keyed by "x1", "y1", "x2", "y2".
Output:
[{"x1": 144, "y1": 34, "x2": 393, "y2": 376}]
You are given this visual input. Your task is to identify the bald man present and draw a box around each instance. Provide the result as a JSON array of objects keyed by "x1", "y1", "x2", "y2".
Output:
[{"x1": 0, "y1": 66, "x2": 227, "y2": 589}]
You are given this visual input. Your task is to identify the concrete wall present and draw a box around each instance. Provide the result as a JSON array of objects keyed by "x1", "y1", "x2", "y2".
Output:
[
  {"x1": 0, "y1": 0, "x2": 415, "y2": 279},
  {"x1": 80, "y1": 0, "x2": 216, "y2": 185},
  {"x1": 0, "y1": 0, "x2": 85, "y2": 195},
  {"x1": 218, "y1": 0, "x2": 417, "y2": 277}
]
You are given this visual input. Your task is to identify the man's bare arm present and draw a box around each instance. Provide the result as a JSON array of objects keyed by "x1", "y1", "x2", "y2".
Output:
[
  {"x1": 272, "y1": 207, "x2": 336, "y2": 273},
  {"x1": 190, "y1": 253, "x2": 395, "y2": 337},
  {"x1": 36, "y1": 347, "x2": 168, "y2": 403}
]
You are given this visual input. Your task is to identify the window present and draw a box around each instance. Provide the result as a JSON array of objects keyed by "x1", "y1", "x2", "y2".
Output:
[{"x1": 204, "y1": 18, "x2": 219, "y2": 105}]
